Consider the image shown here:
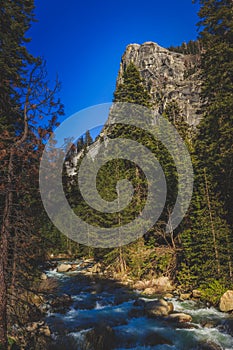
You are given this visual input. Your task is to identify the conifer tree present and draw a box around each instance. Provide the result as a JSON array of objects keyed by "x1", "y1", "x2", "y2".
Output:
[
  {"x1": 194, "y1": 0, "x2": 233, "y2": 228},
  {"x1": 0, "y1": 1, "x2": 63, "y2": 347},
  {"x1": 178, "y1": 0, "x2": 233, "y2": 291},
  {"x1": 113, "y1": 62, "x2": 152, "y2": 108}
]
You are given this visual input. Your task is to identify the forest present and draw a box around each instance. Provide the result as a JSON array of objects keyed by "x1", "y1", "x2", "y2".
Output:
[{"x1": 0, "y1": 0, "x2": 233, "y2": 349}]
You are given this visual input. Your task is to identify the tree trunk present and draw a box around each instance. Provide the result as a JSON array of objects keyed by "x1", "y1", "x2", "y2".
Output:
[
  {"x1": 0, "y1": 149, "x2": 14, "y2": 348},
  {"x1": 203, "y1": 168, "x2": 221, "y2": 276},
  {"x1": 0, "y1": 88, "x2": 30, "y2": 347}
]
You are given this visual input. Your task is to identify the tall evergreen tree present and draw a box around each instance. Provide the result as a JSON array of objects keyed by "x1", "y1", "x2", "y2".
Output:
[
  {"x1": 0, "y1": 1, "x2": 63, "y2": 347},
  {"x1": 194, "y1": 0, "x2": 233, "y2": 228},
  {"x1": 113, "y1": 62, "x2": 152, "y2": 108},
  {"x1": 178, "y1": 0, "x2": 233, "y2": 290}
]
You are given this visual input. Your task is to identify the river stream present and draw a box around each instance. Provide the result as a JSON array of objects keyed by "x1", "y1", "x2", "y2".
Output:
[{"x1": 45, "y1": 264, "x2": 233, "y2": 350}]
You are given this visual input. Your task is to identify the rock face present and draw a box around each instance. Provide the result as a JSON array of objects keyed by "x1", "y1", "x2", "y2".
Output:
[
  {"x1": 219, "y1": 290, "x2": 233, "y2": 312},
  {"x1": 117, "y1": 41, "x2": 202, "y2": 126}
]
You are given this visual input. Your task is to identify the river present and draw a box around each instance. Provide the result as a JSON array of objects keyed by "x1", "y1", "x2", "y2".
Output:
[{"x1": 45, "y1": 263, "x2": 233, "y2": 350}]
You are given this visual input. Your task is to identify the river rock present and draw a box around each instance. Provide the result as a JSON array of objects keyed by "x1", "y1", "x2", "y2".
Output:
[
  {"x1": 57, "y1": 263, "x2": 72, "y2": 273},
  {"x1": 26, "y1": 321, "x2": 43, "y2": 332},
  {"x1": 145, "y1": 298, "x2": 173, "y2": 317},
  {"x1": 40, "y1": 272, "x2": 47, "y2": 280},
  {"x1": 164, "y1": 293, "x2": 174, "y2": 299},
  {"x1": 50, "y1": 294, "x2": 72, "y2": 313},
  {"x1": 143, "y1": 287, "x2": 157, "y2": 296},
  {"x1": 197, "y1": 340, "x2": 223, "y2": 350},
  {"x1": 134, "y1": 277, "x2": 174, "y2": 293},
  {"x1": 219, "y1": 290, "x2": 233, "y2": 312},
  {"x1": 71, "y1": 264, "x2": 79, "y2": 271},
  {"x1": 39, "y1": 325, "x2": 51, "y2": 337},
  {"x1": 166, "y1": 313, "x2": 192, "y2": 323}
]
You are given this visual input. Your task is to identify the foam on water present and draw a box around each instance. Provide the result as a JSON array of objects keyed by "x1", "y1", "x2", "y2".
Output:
[
  {"x1": 173, "y1": 299, "x2": 227, "y2": 318},
  {"x1": 46, "y1": 268, "x2": 70, "y2": 280},
  {"x1": 45, "y1": 265, "x2": 233, "y2": 350}
]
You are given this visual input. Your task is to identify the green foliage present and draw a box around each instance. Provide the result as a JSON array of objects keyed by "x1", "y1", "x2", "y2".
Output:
[
  {"x1": 168, "y1": 39, "x2": 202, "y2": 55},
  {"x1": 199, "y1": 279, "x2": 229, "y2": 306},
  {"x1": 177, "y1": 0, "x2": 233, "y2": 292},
  {"x1": 113, "y1": 62, "x2": 152, "y2": 108},
  {"x1": 176, "y1": 261, "x2": 198, "y2": 290},
  {"x1": 163, "y1": 100, "x2": 190, "y2": 143},
  {"x1": 195, "y1": 0, "x2": 233, "y2": 229}
]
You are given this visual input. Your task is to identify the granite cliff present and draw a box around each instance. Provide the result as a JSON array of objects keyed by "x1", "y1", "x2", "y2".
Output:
[
  {"x1": 117, "y1": 41, "x2": 202, "y2": 126},
  {"x1": 66, "y1": 41, "x2": 202, "y2": 176}
]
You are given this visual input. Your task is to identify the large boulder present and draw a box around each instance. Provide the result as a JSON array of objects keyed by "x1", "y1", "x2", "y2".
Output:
[
  {"x1": 219, "y1": 290, "x2": 233, "y2": 312},
  {"x1": 145, "y1": 299, "x2": 173, "y2": 317},
  {"x1": 166, "y1": 313, "x2": 192, "y2": 323},
  {"x1": 57, "y1": 263, "x2": 72, "y2": 273}
]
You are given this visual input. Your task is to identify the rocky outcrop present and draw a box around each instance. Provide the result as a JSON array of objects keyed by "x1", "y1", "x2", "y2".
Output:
[
  {"x1": 117, "y1": 41, "x2": 202, "y2": 125},
  {"x1": 134, "y1": 276, "x2": 174, "y2": 294},
  {"x1": 219, "y1": 290, "x2": 233, "y2": 312}
]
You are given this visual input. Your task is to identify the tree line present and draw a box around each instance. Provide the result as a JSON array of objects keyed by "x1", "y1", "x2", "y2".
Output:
[{"x1": 65, "y1": 0, "x2": 233, "y2": 301}]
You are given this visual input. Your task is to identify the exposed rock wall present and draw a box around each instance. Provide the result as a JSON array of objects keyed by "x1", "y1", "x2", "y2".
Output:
[{"x1": 117, "y1": 41, "x2": 202, "y2": 126}]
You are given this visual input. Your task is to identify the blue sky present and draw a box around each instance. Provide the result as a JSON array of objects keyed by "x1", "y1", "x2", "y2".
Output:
[{"x1": 28, "y1": 0, "x2": 200, "y2": 123}]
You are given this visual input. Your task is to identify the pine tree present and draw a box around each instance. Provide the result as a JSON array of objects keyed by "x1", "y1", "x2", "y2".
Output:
[
  {"x1": 113, "y1": 62, "x2": 152, "y2": 108},
  {"x1": 84, "y1": 130, "x2": 93, "y2": 147},
  {"x1": 178, "y1": 0, "x2": 233, "y2": 291},
  {"x1": 195, "y1": 0, "x2": 233, "y2": 228},
  {"x1": 0, "y1": 2, "x2": 63, "y2": 347}
]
